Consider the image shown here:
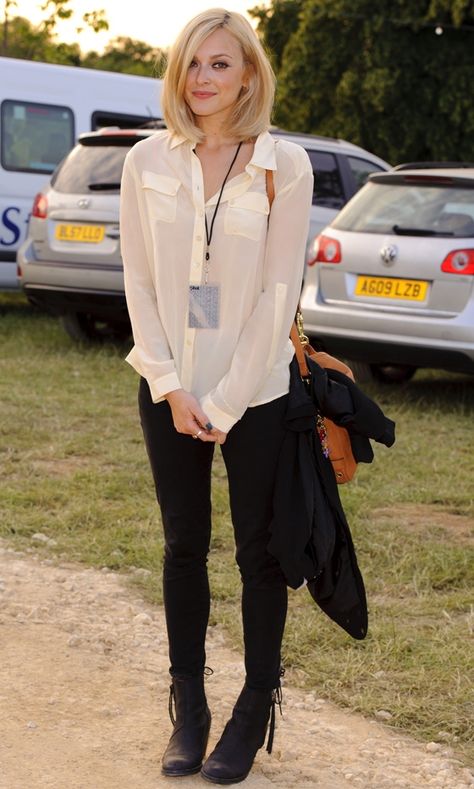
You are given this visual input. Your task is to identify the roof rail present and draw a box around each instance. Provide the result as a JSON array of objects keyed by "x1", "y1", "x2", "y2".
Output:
[
  {"x1": 393, "y1": 161, "x2": 474, "y2": 171},
  {"x1": 270, "y1": 126, "x2": 340, "y2": 144},
  {"x1": 138, "y1": 119, "x2": 167, "y2": 129}
]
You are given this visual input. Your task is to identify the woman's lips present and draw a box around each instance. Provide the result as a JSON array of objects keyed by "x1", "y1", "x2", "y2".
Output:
[{"x1": 192, "y1": 91, "x2": 216, "y2": 99}]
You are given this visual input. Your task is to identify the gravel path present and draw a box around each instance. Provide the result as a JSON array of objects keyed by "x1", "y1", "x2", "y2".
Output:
[{"x1": 0, "y1": 540, "x2": 472, "y2": 789}]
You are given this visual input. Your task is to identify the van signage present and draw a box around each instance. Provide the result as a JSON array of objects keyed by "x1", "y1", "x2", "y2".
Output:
[{"x1": 0, "y1": 205, "x2": 23, "y2": 247}]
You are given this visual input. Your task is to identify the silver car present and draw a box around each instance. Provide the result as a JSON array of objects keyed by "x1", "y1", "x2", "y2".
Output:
[
  {"x1": 301, "y1": 166, "x2": 474, "y2": 382},
  {"x1": 17, "y1": 127, "x2": 155, "y2": 341}
]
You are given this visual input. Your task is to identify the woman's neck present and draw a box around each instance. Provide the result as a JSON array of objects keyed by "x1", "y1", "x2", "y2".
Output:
[{"x1": 196, "y1": 117, "x2": 239, "y2": 151}]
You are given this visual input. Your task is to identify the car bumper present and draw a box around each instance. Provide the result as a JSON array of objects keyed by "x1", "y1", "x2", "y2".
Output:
[
  {"x1": 302, "y1": 287, "x2": 474, "y2": 374},
  {"x1": 303, "y1": 331, "x2": 474, "y2": 374},
  {"x1": 23, "y1": 283, "x2": 129, "y2": 322},
  {"x1": 19, "y1": 241, "x2": 128, "y2": 320}
]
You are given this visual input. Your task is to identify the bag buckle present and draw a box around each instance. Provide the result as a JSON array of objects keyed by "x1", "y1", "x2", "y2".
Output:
[{"x1": 296, "y1": 310, "x2": 309, "y2": 347}]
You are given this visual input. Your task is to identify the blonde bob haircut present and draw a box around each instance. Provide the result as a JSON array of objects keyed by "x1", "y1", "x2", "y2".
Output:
[{"x1": 161, "y1": 8, "x2": 275, "y2": 144}]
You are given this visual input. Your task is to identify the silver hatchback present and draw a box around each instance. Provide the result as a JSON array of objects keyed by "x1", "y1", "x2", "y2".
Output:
[
  {"x1": 301, "y1": 167, "x2": 474, "y2": 382},
  {"x1": 18, "y1": 127, "x2": 156, "y2": 340}
]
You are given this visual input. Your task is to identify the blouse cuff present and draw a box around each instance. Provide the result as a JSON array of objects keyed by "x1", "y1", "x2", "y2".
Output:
[
  {"x1": 200, "y1": 394, "x2": 240, "y2": 434},
  {"x1": 148, "y1": 372, "x2": 182, "y2": 402}
]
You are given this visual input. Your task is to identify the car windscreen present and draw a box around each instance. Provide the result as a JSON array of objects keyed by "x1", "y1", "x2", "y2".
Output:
[
  {"x1": 51, "y1": 144, "x2": 130, "y2": 193},
  {"x1": 332, "y1": 181, "x2": 474, "y2": 237}
]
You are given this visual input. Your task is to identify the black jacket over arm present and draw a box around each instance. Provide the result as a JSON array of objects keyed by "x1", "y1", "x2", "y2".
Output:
[{"x1": 268, "y1": 355, "x2": 395, "y2": 640}]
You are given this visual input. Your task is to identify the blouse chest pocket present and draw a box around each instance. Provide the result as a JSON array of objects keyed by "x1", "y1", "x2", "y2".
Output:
[
  {"x1": 224, "y1": 191, "x2": 269, "y2": 241},
  {"x1": 142, "y1": 172, "x2": 181, "y2": 223}
]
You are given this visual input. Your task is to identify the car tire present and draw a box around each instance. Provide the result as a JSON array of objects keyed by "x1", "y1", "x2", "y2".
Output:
[
  {"x1": 349, "y1": 360, "x2": 416, "y2": 384},
  {"x1": 371, "y1": 364, "x2": 416, "y2": 384},
  {"x1": 61, "y1": 312, "x2": 130, "y2": 343}
]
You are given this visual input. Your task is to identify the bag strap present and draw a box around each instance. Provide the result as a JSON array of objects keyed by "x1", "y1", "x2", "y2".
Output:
[
  {"x1": 265, "y1": 168, "x2": 275, "y2": 209},
  {"x1": 290, "y1": 321, "x2": 310, "y2": 378}
]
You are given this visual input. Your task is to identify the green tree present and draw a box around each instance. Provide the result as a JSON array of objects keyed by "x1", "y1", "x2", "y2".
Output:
[
  {"x1": 260, "y1": 0, "x2": 474, "y2": 162},
  {"x1": 0, "y1": 13, "x2": 81, "y2": 61},
  {"x1": 82, "y1": 36, "x2": 166, "y2": 78},
  {"x1": 1, "y1": 0, "x2": 109, "y2": 62},
  {"x1": 79, "y1": 9, "x2": 108, "y2": 35},
  {"x1": 1, "y1": 0, "x2": 17, "y2": 54},
  {"x1": 249, "y1": 0, "x2": 303, "y2": 70},
  {"x1": 39, "y1": 0, "x2": 73, "y2": 36}
]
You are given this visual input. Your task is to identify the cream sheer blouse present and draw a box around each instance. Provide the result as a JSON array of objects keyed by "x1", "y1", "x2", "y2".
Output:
[{"x1": 120, "y1": 129, "x2": 313, "y2": 433}]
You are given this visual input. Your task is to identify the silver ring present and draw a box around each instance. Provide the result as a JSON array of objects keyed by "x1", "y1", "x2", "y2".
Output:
[{"x1": 193, "y1": 429, "x2": 203, "y2": 439}]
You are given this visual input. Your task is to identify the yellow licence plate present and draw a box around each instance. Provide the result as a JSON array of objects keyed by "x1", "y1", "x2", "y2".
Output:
[
  {"x1": 355, "y1": 275, "x2": 428, "y2": 301},
  {"x1": 55, "y1": 224, "x2": 105, "y2": 243}
]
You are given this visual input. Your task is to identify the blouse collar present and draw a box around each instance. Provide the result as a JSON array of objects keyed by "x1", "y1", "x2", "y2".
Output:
[{"x1": 168, "y1": 130, "x2": 277, "y2": 172}]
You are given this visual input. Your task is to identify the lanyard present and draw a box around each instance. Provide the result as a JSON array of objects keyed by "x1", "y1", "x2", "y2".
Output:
[{"x1": 203, "y1": 141, "x2": 242, "y2": 283}]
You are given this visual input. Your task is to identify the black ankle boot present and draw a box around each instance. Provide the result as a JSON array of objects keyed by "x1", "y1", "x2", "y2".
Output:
[
  {"x1": 161, "y1": 674, "x2": 211, "y2": 777},
  {"x1": 201, "y1": 683, "x2": 281, "y2": 785}
]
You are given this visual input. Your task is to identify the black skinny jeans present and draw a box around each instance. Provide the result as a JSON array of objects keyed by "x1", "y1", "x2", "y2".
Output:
[{"x1": 138, "y1": 378, "x2": 288, "y2": 691}]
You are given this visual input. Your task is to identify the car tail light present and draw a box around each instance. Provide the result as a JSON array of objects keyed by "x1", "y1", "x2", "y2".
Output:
[
  {"x1": 441, "y1": 249, "x2": 474, "y2": 275},
  {"x1": 307, "y1": 234, "x2": 342, "y2": 266},
  {"x1": 32, "y1": 192, "x2": 48, "y2": 219}
]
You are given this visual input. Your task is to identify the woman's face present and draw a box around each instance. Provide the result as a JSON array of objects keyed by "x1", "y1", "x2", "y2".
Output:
[{"x1": 184, "y1": 28, "x2": 248, "y2": 127}]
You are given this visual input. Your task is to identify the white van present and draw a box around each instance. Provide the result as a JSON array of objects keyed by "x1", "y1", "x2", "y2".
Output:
[{"x1": 0, "y1": 57, "x2": 162, "y2": 289}]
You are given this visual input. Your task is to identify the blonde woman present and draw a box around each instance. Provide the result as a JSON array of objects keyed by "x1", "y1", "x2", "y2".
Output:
[{"x1": 120, "y1": 8, "x2": 313, "y2": 784}]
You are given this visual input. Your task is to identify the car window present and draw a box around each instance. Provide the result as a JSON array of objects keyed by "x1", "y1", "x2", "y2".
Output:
[
  {"x1": 332, "y1": 181, "x2": 474, "y2": 237},
  {"x1": 306, "y1": 150, "x2": 345, "y2": 209},
  {"x1": 1, "y1": 100, "x2": 74, "y2": 174},
  {"x1": 347, "y1": 155, "x2": 385, "y2": 190},
  {"x1": 443, "y1": 201, "x2": 474, "y2": 221},
  {"x1": 91, "y1": 110, "x2": 161, "y2": 129},
  {"x1": 52, "y1": 144, "x2": 131, "y2": 193}
]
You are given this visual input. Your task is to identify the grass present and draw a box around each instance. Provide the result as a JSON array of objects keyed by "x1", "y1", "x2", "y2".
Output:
[{"x1": 1, "y1": 293, "x2": 473, "y2": 763}]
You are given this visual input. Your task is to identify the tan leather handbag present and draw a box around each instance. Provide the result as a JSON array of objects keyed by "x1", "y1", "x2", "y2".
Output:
[{"x1": 290, "y1": 317, "x2": 357, "y2": 484}]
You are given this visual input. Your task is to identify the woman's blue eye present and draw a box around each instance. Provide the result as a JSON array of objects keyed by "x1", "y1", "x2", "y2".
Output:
[{"x1": 213, "y1": 62, "x2": 229, "y2": 69}]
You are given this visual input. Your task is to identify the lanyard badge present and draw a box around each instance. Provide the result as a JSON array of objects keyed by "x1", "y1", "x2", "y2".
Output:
[{"x1": 188, "y1": 284, "x2": 220, "y2": 329}]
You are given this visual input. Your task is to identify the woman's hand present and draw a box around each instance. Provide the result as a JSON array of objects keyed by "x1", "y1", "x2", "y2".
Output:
[
  {"x1": 211, "y1": 428, "x2": 227, "y2": 446},
  {"x1": 165, "y1": 389, "x2": 227, "y2": 443}
]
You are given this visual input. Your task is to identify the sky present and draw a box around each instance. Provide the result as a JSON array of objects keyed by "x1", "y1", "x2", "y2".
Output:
[{"x1": 12, "y1": 0, "x2": 258, "y2": 52}]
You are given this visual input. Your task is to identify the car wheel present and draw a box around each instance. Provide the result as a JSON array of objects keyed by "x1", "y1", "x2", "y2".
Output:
[
  {"x1": 349, "y1": 361, "x2": 416, "y2": 384},
  {"x1": 61, "y1": 312, "x2": 130, "y2": 343},
  {"x1": 371, "y1": 364, "x2": 416, "y2": 383}
]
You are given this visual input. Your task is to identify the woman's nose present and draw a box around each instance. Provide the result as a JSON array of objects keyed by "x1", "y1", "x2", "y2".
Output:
[{"x1": 195, "y1": 65, "x2": 211, "y2": 84}]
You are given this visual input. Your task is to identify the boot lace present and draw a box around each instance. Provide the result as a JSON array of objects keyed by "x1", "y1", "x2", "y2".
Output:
[
  {"x1": 266, "y1": 667, "x2": 285, "y2": 754},
  {"x1": 168, "y1": 666, "x2": 213, "y2": 726},
  {"x1": 167, "y1": 682, "x2": 177, "y2": 726}
]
